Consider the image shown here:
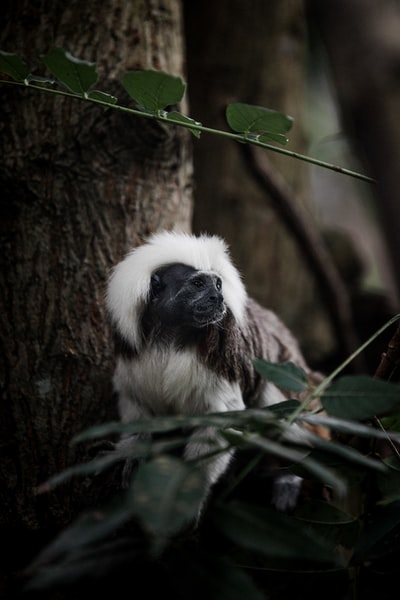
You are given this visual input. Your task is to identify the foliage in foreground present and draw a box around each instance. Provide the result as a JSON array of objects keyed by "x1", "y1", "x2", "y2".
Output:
[{"x1": 25, "y1": 317, "x2": 400, "y2": 599}]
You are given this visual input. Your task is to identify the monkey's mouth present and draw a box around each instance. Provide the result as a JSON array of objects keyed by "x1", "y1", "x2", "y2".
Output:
[{"x1": 192, "y1": 303, "x2": 226, "y2": 326}]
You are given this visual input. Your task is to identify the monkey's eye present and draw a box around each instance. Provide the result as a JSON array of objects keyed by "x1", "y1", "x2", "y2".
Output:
[
  {"x1": 216, "y1": 277, "x2": 222, "y2": 291},
  {"x1": 192, "y1": 277, "x2": 204, "y2": 288}
]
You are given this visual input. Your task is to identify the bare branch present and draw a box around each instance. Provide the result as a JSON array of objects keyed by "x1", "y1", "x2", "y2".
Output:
[{"x1": 240, "y1": 143, "x2": 363, "y2": 370}]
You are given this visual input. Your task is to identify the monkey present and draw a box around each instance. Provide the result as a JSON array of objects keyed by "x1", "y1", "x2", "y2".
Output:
[{"x1": 106, "y1": 230, "x2": 323, "y2": 517}]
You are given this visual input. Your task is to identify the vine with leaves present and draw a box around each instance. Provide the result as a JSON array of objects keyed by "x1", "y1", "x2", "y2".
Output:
[{"x1": 0, "y1": 47, "x2": 375, "y2": 183}]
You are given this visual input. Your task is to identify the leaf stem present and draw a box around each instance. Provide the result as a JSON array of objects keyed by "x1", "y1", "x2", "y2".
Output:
[
  {"x1": 287, "y1": 314, "x2": 400, "y2": 424},
  {"x1": 0, "y1": 78, "x2": 376, "y2": 184}
]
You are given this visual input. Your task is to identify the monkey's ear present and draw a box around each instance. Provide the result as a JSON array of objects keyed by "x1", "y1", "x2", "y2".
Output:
[{"x1": 150, "y1": 273, "x2": 163, "y2": 297}]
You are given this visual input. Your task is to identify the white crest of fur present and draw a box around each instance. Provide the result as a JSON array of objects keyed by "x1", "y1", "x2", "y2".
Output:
[{"x1": 106, "y1": 230, "x2": 247, "y2": 349}]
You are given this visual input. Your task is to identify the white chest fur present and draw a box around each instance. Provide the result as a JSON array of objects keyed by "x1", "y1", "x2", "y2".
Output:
[{"x1": 114, "y1": 347, "x2": 245, "y2": 423}]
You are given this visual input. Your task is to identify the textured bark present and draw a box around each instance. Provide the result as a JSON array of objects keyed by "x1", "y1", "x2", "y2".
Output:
[
  {"x1": 184, "y1": 0, "x2": 325, "y2": 358},
  {"x1": 0, "y1": 0, "x2": 192, "y2": 544}
]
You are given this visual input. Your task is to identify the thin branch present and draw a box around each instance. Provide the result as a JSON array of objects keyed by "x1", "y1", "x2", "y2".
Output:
[
  {"x1": 373, "y1": 323, "x2": 400, "y2": 461},
  {"x1": 240, "y1": 143, "x2": 364, "y2": 370},
  {"x1": 374, "y1": 322, "x2": 400, "y2": 381}
]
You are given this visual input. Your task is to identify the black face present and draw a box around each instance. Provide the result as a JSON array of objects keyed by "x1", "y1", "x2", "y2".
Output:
[{"x1": 148, "y1": 263, "x2": 226, "y2": 328}]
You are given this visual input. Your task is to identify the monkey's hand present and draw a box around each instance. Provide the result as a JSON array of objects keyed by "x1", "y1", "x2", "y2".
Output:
[
  {"x1": 271, "y1": 473, "x2": 303, "y2": 511},
  {"x1": 114, "y1": 434, "x2": 149, "y2": 489}
]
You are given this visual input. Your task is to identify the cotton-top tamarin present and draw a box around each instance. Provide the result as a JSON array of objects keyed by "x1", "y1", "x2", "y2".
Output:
[{"x1": 106, "y1": 231, "x2": 322, "y2": 514}]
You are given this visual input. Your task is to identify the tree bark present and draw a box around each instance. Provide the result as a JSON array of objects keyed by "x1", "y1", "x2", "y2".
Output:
[
  {"x1": 184, "y1": 0, "x2": 328, "y2": 360},
  {"x1": 0, "y1": 0, "x2": 192, "y2": 579}
]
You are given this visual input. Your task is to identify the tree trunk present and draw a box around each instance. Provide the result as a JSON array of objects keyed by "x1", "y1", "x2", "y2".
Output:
[
  {"x1": 0, "y1": 0, "x2": 192, "y2": 587},
  {"x1": 184, "y1": 0, "x2": 327, "y2": 360}
]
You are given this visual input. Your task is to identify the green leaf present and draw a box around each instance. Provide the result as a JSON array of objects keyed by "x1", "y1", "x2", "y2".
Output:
[
  {"x1": 27, "y1": 74, "x2": 56, "y2": 85},
  {"x1": 27, "y1": 537, "x2": 140, "y2": 591},
  {"x1": 304, "y1": 429, "x2": 386, "y2": 473},
  {"x1": 295, "y1": 499, "x2": 355, "y2": 525},
  {"x1": 165, "y1": 111, "x2": 202, "y2": 137},
  {"x1": 37, "y1": 450, "x2": 130, "y2": 492},
  {"x1": 130, "y1": 455, "x2": 205, "y2": 552},
  {"x1": 300, "y1": 414, "x2": 400, "y2": 442},
  {"x1": 382, "y1": 455, "x2": 400, "y2": 473},
  {"x1": 39, "y1": 436, "x2": 190, "y2": 492},
  {"x1": 223, "y1": 429, "x2": 310, "y2": 463},
  {"x1": 73, "y1": 415, "x2": 233, "y2": 443},
  {"x1": 245, "y1": 131, "x2": 290, "y2": 146},
  {"x1": 27, "y1": 500, "x2": 137, "y2": 590},
  {"x1": 122, "y1": 70, "x2": 186, "y2": 113},
  {"x1": 223, "y1": 429, "x2": 346, "y2": 494},
  {"x1": 41, "y1": 48, "x2": 97, "y2": 94},
  {"x1": 267, "y1": 399, "x2": 302, "y2": 417},
  {"x1": 321, "y1": 376, "x2": 400, "y2": 420},
  {"x1": 253, "y1": 359, "x2": 308, "y2": 392},
  {"x1": 258, "y1": 132, "x2": 290, "y2": 145},
  {"x1": 88, "y1": 89, "x2": 118, "y2": 105},
  {"x1": 380, "y1": 414, "x2": 400, "y2": 432},
  {"x1": 34, "y1": 505, "x2": 134, "y2": 563},
  {"x1": 73, "y1": 410, "x2": 280, "y2": 444},
  {"x1": 0, "y1": 50, "x2": 30, "y2": 81},
  {"x1": 226, "y1": 102, "x2": 293, "y2": 145},
  {"x1": 213, "y1": 500, "x2": 339, "y2": 564},
  {"x1": 294, "y1": 499, "x2": 360, "y2": 550}
]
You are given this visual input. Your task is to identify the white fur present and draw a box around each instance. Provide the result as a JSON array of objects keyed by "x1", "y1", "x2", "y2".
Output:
[
  {"x1": 114, "y1": 348, "x2": 245, "y2": 496},
  {"x1": 114, "y1": 348, "x2": 245, "y2": 421},
  {"x1": 106, "y1": 231, "x2": 247, "y2": 350},
  {"x1": 184, "y1": 427, "x2": 234, "y2": 486},
  {"x1": 107, "y1": 231, "x2": 311, "y2": 514}
]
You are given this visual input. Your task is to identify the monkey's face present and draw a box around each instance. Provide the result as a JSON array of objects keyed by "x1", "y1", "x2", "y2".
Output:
[{"x1": 148, "y1": 263, "x2": 226, "y2": 328}]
